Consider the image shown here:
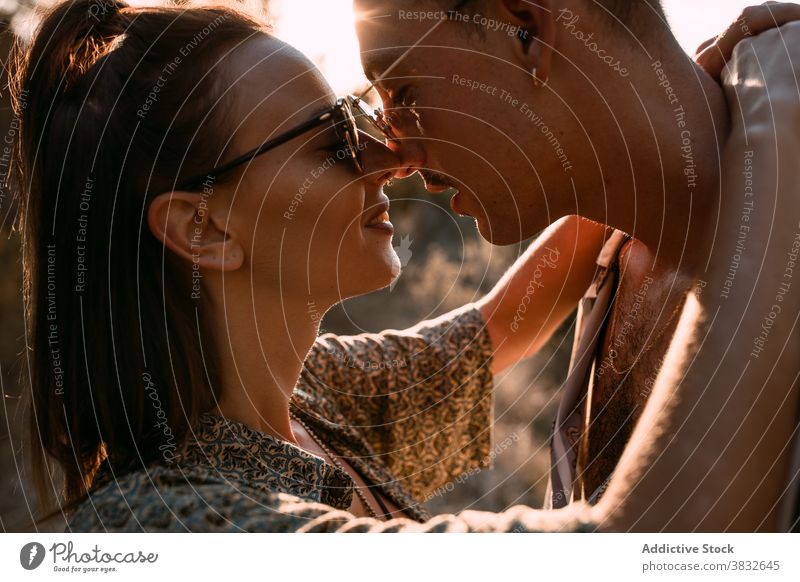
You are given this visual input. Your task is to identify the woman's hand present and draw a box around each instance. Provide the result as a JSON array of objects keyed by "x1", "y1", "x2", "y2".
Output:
[{"x1": 696, "y1": 2, "x2": 800, "y2": 80}]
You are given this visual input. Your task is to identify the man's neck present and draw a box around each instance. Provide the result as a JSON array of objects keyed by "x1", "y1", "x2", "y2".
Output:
[{"x1": 602, "y1": 47, "x2": 730, "y2": 273}]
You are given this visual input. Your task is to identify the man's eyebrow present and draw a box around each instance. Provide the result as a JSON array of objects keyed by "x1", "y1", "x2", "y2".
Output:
[
  {"x1": 359, "y1": 18, "x2": 446, "y2": 97},
  {"x1": 363, "y1": 49, "x2": 409, "y2": 83}
]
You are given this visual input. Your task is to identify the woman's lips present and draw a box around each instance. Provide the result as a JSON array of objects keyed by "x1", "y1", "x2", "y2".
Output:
[{"x1": 364, "y1": 204, "x2": 394, "y2": 235}]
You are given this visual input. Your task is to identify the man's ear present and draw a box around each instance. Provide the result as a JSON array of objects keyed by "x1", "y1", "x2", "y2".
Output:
[
  {"x1": 496, "y1": 0, "x2": 555, "y2": 84},
  {"x1": 147, "y1": 191, "x2": 244, "y2": 272}
]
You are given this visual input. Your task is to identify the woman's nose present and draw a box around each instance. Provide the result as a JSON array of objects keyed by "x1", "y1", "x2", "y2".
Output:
[
  {"x1": 386, "y1": 132, "x2": 426, "y2": 179},
  {"x1": 358, "y1": 130, "x2": 424, "y2": 182}
]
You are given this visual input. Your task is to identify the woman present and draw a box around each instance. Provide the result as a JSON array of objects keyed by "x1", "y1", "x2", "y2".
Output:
[
  {"x1": 15, "y1": 0, "x2": 610, "y2": 531},
  {"x1": 14, "y1": 0, "x2": 798, "y2": 532}
]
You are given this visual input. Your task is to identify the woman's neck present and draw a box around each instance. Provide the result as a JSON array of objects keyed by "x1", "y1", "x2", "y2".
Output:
[{"x1": 210, "y1": 290, "x2": 326, "y2": 445}]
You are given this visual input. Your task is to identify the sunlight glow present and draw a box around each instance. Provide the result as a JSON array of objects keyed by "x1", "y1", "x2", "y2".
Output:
[
  {"x1": 663, "y1": 0, "x2": 763, "y2": 55},
  {"x1": 10, "y1": 0, "x2": 773, "y2": 92},
  {"x1": 270, "y1": 0, "x2": 368, "y2": 96},
  {"x1": 270, "y1": 0, "x2": 767, "y2": 96}
]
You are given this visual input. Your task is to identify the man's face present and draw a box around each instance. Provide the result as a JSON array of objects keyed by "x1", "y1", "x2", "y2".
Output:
[{"x1": 355, "y1": 1, "x2": 599, "y2": 244}]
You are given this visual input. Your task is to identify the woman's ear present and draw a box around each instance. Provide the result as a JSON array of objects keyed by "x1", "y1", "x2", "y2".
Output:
[
  {"x1": 147, "y1": 191, "x2": 245, "y2": 272},
  {"x1": 496, "y1": 0, "x2": 555, "y2": 85}
]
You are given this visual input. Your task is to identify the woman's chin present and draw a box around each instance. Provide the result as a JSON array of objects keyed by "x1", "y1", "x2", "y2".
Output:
[
  {"x1": 389, "y1": 253, "x2": 402, "y2": 280},
  {"x1": 386, "y1": 249, "x2": 403, "y2": 284},
  {"x1": 340, "y1": 252, "x2": 401, "y2": 297}
]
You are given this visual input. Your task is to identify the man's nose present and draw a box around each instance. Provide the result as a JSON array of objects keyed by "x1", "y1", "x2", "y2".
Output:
[{"x1": 359, "y1": 130, "x2": 424, "y2": 181}]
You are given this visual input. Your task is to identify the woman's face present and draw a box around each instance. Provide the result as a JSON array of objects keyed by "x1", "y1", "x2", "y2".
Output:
[{"x1": 218, "y1": 35, "x2": 401, "y2": 310}]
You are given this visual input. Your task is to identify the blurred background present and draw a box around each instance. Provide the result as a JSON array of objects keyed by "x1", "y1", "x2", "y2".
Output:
[{"x1": 0, "y1": 0, "x2": 764, "y2": 531}]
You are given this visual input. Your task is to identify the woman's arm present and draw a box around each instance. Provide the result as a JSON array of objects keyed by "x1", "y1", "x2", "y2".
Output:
[
  {"x1": 477, "y1": 215, "x2": 612, "y2": 374},
  {"x1": 299, "y1": 217, "x2": 608, "y2": 498},
  {"x1": 594, "y1": 23, "x2": 800, "y2": 532}
]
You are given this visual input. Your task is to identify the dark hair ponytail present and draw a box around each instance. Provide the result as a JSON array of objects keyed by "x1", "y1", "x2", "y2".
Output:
[
  {"x1": 29, "y1": 0, "x2": 130, "y2": 97},
  {"x1": 10, "y1": 0, "x2": 266, "y2": 527}
]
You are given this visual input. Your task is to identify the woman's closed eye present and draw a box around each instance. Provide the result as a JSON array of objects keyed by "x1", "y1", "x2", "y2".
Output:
[
  {"x1": 308, "y1": 126, "x2": 347, "y2": 158},
  {"x1": 316, "y1": 140, "x2": 343, "y2": 156}
]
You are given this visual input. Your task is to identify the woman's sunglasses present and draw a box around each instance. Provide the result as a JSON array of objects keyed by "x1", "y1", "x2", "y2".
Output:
[{"x1": 177, "y1": 95, "x2": 398, "y2": 191}]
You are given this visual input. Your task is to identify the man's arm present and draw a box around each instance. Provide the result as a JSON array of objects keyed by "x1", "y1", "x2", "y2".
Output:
[
  {"x1": 477, "y1": 215, "x2": 612, "y2": 374},
  {"x1": 593, "y1": 23, "x2": 800, "y2": 532}
]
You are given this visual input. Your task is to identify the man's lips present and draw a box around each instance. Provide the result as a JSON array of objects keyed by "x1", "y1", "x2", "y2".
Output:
[
  {"x1": 419, "y1": 173, "x2": 469, "y2": 216},
  {"x1": 450, "y1": 191, "x2": 469, "y2": 216},
  {"x1": 421, "y1": 172, "x2": 459, "y2": 194},
  {"x1": 425, "y1": 183, "x2": 452, "y2": 193}
]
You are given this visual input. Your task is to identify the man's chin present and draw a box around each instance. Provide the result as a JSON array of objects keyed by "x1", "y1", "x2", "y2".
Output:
[{"x1": 475, "y1": 217, "x2": 533, "y2": 246}]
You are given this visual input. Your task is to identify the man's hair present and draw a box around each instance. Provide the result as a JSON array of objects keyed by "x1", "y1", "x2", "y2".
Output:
[
  {"x1": 591, "y1": 0, "x2": 665, "y2": 32},
  {"x1": 424, "y1": 0, "x2": 666, "y2": 34}
]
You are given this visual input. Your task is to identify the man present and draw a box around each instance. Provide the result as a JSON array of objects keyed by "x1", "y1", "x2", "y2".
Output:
[{"x1": 353, "y1": 0, "x2": 800, "y2": 530}]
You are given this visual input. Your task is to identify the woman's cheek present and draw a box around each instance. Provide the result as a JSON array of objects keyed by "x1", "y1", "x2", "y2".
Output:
[{"x1": 322, "y1": 207, "x2": 359, "y2": 268}]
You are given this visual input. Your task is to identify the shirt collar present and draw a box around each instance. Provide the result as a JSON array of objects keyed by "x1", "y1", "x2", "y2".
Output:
[
  {"x1": 175, "y1": 412, "x2": 355, "y2": 509},
  {"x1": 90, "y1": 412, "x2": 356, "y2": 511}
]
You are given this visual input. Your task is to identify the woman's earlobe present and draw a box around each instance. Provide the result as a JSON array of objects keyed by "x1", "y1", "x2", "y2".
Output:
[
  {"x1": 197, "y1": 232, "x2": 245, "y2": 272},
  {"x1": 225, "y1": 245, "x2": 244, "y2": 271},
  {"x1": 199, "y1": 211, "x2": 246, "y2": 272}
]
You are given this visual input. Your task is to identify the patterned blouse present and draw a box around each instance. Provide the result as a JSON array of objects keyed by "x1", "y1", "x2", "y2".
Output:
[{"x1": 67, "y1": 305, "x2": 594, "y2": 532}]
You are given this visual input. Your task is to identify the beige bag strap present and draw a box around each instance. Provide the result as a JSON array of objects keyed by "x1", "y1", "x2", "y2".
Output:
[{"x1": 547, "y1": 230, "x2": 630, "y2": 509}]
